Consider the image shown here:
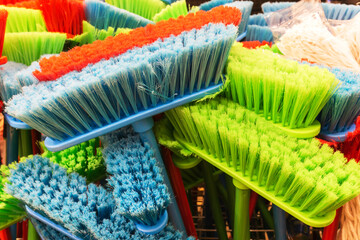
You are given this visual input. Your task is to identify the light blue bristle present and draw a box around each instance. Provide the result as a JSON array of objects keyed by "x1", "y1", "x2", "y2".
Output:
[
  {"x1": 85, "y1": 0, "x2": 153, "y2": 30},
  {"x1": 0, "y1": 62, "x2": 27, "y2": 102},
  {"x1": 102, "y1": 132, "x2": 170, "y2": 226},
  {"x1": 245, "y1": 25, "x2": 273, "y2": 42},
  {"x1": 6, "y1": 23, "x2": 237, "y2": 141},
  {"x1": 15, "y1": 61, "x2": 41, "y2": 88},
  {"x1": 30, "y1": 217, "x2": 72, "y2": 240},
  {"x1": 317, "y1": 68, "x2": 360, "y2": 133},
  {"x1": 248, "y1": 13, "x2": 267, "y2": 26},
  {"x1": 261, "y1": 2, "x2": 293, "y2": 13},
  {"x1": 199, "y1": 0, "x2": 233, "y2": 11},
  {"x1": 7, "y1": 156, "x2": 184, "y2": 239},
  {"x1": 225, "y1": 1, "x2": 254, "y2": 34}
]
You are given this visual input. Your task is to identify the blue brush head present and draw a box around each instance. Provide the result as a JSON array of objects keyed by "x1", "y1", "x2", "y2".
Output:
[
  {"x1": 7, "y1": 156, "x2": 185, "y2": 239},
  {"x1": 0, "y1": 62, "x2": 27, "y2": 102},
  {"x1": 225, "y1": 1, "x2": 254, "y2": 35},
  {"x1": 199, "y1": 0, "x2": 233, "y2": 11},
  {"x1": 6, "y1": 23, "x2": 237, "y2": 141},
  {"x1": 245, "y1": 24, "x2": 273, "y2": 42},
  {"x1": 248, "y1": 13, "x2": 267, "y2": 26},
  {"x1": 85, "y1": 0, "x2": 153, "y2": 30},
  {"x1": 261, "y1": 2, "x2": 293, "y2": 13},
  {"x1": 30, "y1": 217, "x2": 72, "y2": 240},
  {"x1": 102, "y1": 131, "x2": 170, "y2": 226},
  {"x1": 317, "y1": 67, "x2": 360, "y2": 133}
]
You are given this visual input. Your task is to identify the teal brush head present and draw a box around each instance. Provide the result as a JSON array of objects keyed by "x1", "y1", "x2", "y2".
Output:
[
  {"x1": 85, "y1": 0, "x2": 152, "y2": 31},
  {"x1": 102, "y1": 129, "x2": 170, "y2": 228},
  {"x1": 165, "y1": 97, "x2": 360, "y2": 226},
  {"x1": 199, "y1": 0, "x2": 233, "y2": 11},
  {"x1": 30, "y1": 217, "x2": 72, "y2": 240},
  {"x1": 248, "y1": 13, "x2": 267, "y2": 26},
  {"x1": 225, "y1": 1, "x2": 253, "y2": 35},
  {"x1": 6, "y1": 22, "x2": 237, "y2": 141},
  {"x1": 245, "y1": 24, "x2": 273, "y2": 42},
  {"x1": 0, "y1": 61, "x2": 26, "y2": 102}
]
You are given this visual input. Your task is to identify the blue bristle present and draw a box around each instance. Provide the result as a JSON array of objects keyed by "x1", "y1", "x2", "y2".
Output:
[
  {"x1": 7, "y1": 156, "x2": 184, "y2": 239},
  {"x1": 225, "y1": 1, "x2": 254, "y2": 34},
  {"x1": 160, "y1": 0, "x2": 178, "y2": 4},
  {"x1": 245, "y1": 25, "x2": 273, "y2": 42},
  {"x1": 6, "y1": 23, "x2": 237, "y2": 141},
  {"x1": 16, "y1": 61, "x2": 40, "y2": 88},
  {"x1": 102, "y1": 132, "x2": 170, "y2": 226},
  {"x1": 317, "y1": 68, "x2": 360, "y2": 133},
  {"x1": 100, "y1": 126, "x2": 135, "y2": 147},
  {"x1": 0, "y1": 62, "x2": 27, "y2": 102},
  {"x1": 85, "y1": 0, "x2": 153, "y2": 30},
  {"x1": 30, "y1": 217, "x2": 72, "y2": 240},
  {"x1": 262, "y1": 1, "x2": 360, "y2": 20},
  {"x1": 248, "y1": 14, "x2": 267, "y2": 26},
  {"x1": 199, "y1": 0, "x2": 233, "y2": 11}
]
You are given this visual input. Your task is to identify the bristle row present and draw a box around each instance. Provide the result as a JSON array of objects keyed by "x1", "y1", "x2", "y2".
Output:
[{"x1": 153, "y1": 0, "x2": 188, "y2": 22}]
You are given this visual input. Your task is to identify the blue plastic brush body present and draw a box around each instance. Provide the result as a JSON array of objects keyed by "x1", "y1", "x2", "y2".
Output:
[{"x1": 4, "y1": 114, "x2": 31, "y2": 129}]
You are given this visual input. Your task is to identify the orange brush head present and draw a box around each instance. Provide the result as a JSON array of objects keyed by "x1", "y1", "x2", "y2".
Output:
[
  {"x1": 6, "y1": 0, "x2": 40, "y2": 9},
  {"x1": 0, "y1": 9, "x2": 8, "y2": 65},
  {"x1": 242, "y1": 40, "x2": 272, "y2": 49},
  {"x1": 38, "y1": 0, "x2": 85, "y2": 35}
]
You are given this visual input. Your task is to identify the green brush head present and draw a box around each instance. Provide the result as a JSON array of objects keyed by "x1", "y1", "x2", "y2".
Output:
[
  {"x1": 165, "y1": 97, "x2": 360, "y2": 227},
  {"x1": 105, "y1": 0, "x2": 166, "y2": 20},
  {"x1": 225, "y1": 43, "x2": 340, "y2": 130},
  {"x1": 0, "y1": 6, "x2": 46, "y2": 33},
  {"x1": 40, "y1": 138, "x2": 106, "y2": 183},
  {"x1": 3, "y1": 32, "x2": 66, "y2": 65},
  {"x1": 0, "y1": 165, "x2": 25, "y2": 230},
  {"x1": 153, "y1": 0, "x2": 188, "y2": 22}
]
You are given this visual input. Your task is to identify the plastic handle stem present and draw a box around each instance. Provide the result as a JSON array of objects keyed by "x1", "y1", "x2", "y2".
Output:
[
  {"x1": 27, "y1": 223, "x2": 39, "y2": 240},
  {"x1": 273, "y1": 205, "x2": 287, "y2": 240},
  {"x1": 5, "y1": 122, "x2": 18, "y2": 165},
  {"x1": 322, "y1": 207, "x2": 342, "y2": 240},
  {"x1": 132, "y1": 118, "x2": 186, "y2": 236},
  {"x1": 233, "y1": 179, "x2": 250, "y2": 240}
]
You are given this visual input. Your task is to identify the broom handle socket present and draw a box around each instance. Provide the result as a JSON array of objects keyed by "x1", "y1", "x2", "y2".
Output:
[{"x1": 132, "y1": 118, "x2": 187, "y2": 236}]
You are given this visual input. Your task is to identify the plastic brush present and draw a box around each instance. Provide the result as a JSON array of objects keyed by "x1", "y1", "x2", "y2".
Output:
[
  {"x1": 0, "y1": 165, "x2": 26, "y2": 230},
  {"x1": 7, "y1": 156, "x2": 185, "y2": 239},
  {"x1": 248, "y1": 13, "x2": 267, "y2": 26},
  {"x1": 225, "y1": 1, "x2": 253, "y2": 36},
  {"x1": 225, "y1": 43, "x2": 339, "y2": 136},
  {"x1": 153, "y1": 0, "x2": 188, "y2": 22},
  {"x1": 6, "y1": 0, "x2": 40, "y2": 9},
  {"x1": 0, "y1": 6, "x2": 46, "y2": 32},
  {"x1": 165, "y1": 97, "x2": 360, "y2": 226},
  {"x1": 199, "y1": 0, "x2": 233, "y2": 11},
  {"x1": 85, "y1": 0, "x2": 152, "y2": 32},
  {"x1": 245, "y1": 24, "x2": 273, "y2": 42},
  {"x1": 29, "y1": 217, "x2": 72, "y2": 240},
  {"x1": 0, "y1": 9, "x2": 7, "y2": 65},
  {"x1": 104, "y1": 0, "x2": 167, "y2": 20},
  {"x1": 102, "y1": 130, "x2": 170, "y2": 232},
  {"x1": 0, "y1": 62, "x2": 27, "y2": 102},
  {"x1": 5, "y1": 7, "x2": 241, "y2": 140},
  {"x1": 241, "y1": 40, "x2": 272, "y2": 49},
  {"x1": 38, "y1": 0, "x2": 85, "y2": 36},
  {"x1": 2, "y1": 32, "x2": 66, "y2": 66}
]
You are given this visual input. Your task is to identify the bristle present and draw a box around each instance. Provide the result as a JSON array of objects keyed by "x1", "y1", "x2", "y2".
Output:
[
  {"x1": 102, "y1": 133, "x2": 170, "y2": 226},
  {"x1": 85, "y1": 0, "x2": 152, "y2": 32},
  {"x1": 241, "y1": 40, "x2": 272, "y2": 49},
  {"x1": 0, "y1": 0, "x2": 27, "y2": 4},
  {"x1": 30, "y1": 217, "x2": 72, "y2": 240},
  {"x1": 7, "y1": 23, "x2": 237, "y2": 140},
  {"x1": 105, "y1": 0, "x2": 167, "y2": 20},
  {"x1": 165, "y1": 97, "x2": 360, "y2": 217},
  {"x1": 3, "y1": 32, "x2": 66, "y2": 65},
  {"x1": 153, "y1": 0, "x2": 188, "y2": 22},
  {"x1": 245, "y1": 24, "x2": 273, "y2": 42},
  {"x1": 225, "y1": 1, "x2": 253, "y2": 34},
  {"x1": 225, "y1": 43, "x2": 339, "y2": 129},
  {"x1": 199, "y1": 0, "x2": 233, "y2": 11},
  {"x1": 261, "y1": 2, "x2": 293, "y2": 13},
  {"x1": 0, "y1": 9, "x2": 7, "y2": 62},
  {"x1": 33, "y1": 5, "x2": 241, "y2": 81},
  {"x1": 38, "y1": 0, "x2": 85, "y2": 35},
  {"x1": 248, "y1": 13, "x2": 267, "y2": 26},
  {"x1": 6, "y1": 0, "x2": 40, "y2": 9},
  {"x1": 0, "y1": 6, "x2": 46, "y2": 32},
  {"x1": 0, "y1": 61, "x2": 26, "y2": 102}
]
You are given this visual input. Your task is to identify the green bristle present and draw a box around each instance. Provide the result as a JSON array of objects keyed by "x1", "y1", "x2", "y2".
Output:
[
  {"x1": 3, "y1": 32, "x2": 66, "y2": 66},
  {"x1": 105, "y1": 0, "x2": 166, "y2": 20},
  {"x1": 226, "y1": 42, "x2": 340, "y2": 129},
  {"x1": 165, "y1": 97, "x2": 360, "y2": 219},
  {"x1": 153, "y1": 0, "x2": 188, "y2": 22},
  {"x1": 0, "y1": 6, "x2": 46, "y2": 33}
]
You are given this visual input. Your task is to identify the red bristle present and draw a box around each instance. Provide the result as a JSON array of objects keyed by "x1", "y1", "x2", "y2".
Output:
[
  {"x1": 0, "y1": 0, "x2": 26, "y2": 5},
  {"x1": 242, "y1": 40, "x2": 272, "y2": 49},
  {"x1": 0, "y1": 9, "x2": 8, "y2": 65},
  {"x1": 0, "y1": 100, "x2": 3, "y2": 112},
  {"x1": 33, "y1": 6, "x2": 242, "y2": 81},
  {"x1": 38, "y1": 0, "x2": 85, "y2": 35},
  {"x1": 7, "y1": 0, "x2": 40, "y2": 9}
]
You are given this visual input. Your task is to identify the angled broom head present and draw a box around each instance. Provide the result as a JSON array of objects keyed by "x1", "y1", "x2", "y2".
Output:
[
  {"x1": 0, "y1": 9, "x2": 8, "y2": 65},
  {"x1": 152, "y1": 0, "x2": 188, "y2": 22}
]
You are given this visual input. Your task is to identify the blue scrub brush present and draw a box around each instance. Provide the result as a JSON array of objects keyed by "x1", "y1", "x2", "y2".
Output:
[
  {"x1": 6, "y1": 156, "x2": 185, "y2": 239},
  {"x1": 85, "y1": 0, "x2": 152, "y2": 31},
  {"x1": 102, "y1": 129, "x2": 170, "y2": 232},
  {"x1": 0, "y1": 61, "x2": 27, "y2": 102},
  {"x1": 245, "y1": 24, "x2": 273, "y2": 42}
]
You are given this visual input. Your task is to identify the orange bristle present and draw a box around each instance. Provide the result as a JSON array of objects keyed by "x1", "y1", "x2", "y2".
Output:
[
  {"x1": 38, "y1": 0, "x2": 85, "y2": 35},
  {"x1": 0, "y1": 9, "x2": 8, "y2": 65},
  {"x1": 7, "y1": 0, "x2": 40, "y2": 9},
  {"x1": 242, "y1": 40, "x2": 272, "y2": 49},
  {"x1": 0, "y1": 0, "x2": 27, "y2": 4}
]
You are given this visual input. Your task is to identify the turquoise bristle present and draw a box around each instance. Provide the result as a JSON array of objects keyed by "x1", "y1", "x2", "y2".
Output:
[
  {"x1": 245, "y1": 25, "x2": 273, "y2": 42},
  {"x1": 261, "y1": 2, "x2": 293, "y2": 13},
  {"x1": 6, "y1": 23, "x2": 237, "y2": 141},
  {"x1": 248, "y1": 13, "x2": 267, "y2": 26},
  {"x1": 30, "y1": 217, "x2": 72, "y2": 240},
  {"x1": 102, "y1": 131, "x2": 170, "y2": 226},
  {"x1": 85, "y1": 0, "x2": 153, "y2": 31},
  {"x1": 0, "y1": 61, "x2": 27, "y2": 102},
  {"x1": 199, "y1": 0, "x2": 233, "y2": 11},
  {"x1": 225, "y1": 1, "x2": 254, "y2": 34}
]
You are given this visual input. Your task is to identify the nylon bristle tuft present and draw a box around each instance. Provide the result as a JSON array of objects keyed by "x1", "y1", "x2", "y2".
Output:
[
  {"x1": 153, "y1": 0, "x2": 188, "y2": 22},
  {"x1": 0, "y1": 9, "x2": 8, "y2": 64}
]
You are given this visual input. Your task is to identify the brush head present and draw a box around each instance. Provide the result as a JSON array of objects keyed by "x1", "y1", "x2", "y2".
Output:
[
  {"x1": 0, "y1": 9, "x2": 7, "y2": 65},
  {"x1": 225, "y1": 1, "x2": 253, "y2": 35},
  {"x1": 6, "y1": 0, "x2": 40, "y2": 9},
  {"x1": 248, "y1": 13, "x2": 267, "y2": 26},
  {"x1": 241, "y1": 40, "x2": 272, "y2": 49},
  {"x1": 245, "y1": 24, "x2": 273, "y2": 42},
  {"x1": 165, "y1": 97, "x2": 360, "y2": 225},
  {"x1": 0, "y1": 61, "x2": 26, "y2": 102},
  {"x1": 199, "y1": 0, "x2": 233, "y2": 11},
  {"x1": 153, "y1": 0, "x2": 188, "y2": 22}
]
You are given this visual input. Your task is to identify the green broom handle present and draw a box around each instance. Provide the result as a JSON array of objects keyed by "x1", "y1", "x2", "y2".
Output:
[{"x1": 233, "y1": 179, "x2": 250, "y2": 240}]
